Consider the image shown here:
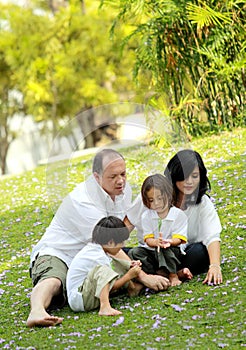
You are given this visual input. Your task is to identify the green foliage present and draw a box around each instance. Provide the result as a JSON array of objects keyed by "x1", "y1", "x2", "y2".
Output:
[
  {"x1": 187, "y1": 2, "x2": 231, "y2": 29},
  {"x1": 0, "y1": 0, "x2": 136, "y2": 174},
  {"x1": 102, "y1": 0, "x2": 246, "y2": 136},
  {"x1": 0, "y1": 128, "x2": 245, "y2": 349}
]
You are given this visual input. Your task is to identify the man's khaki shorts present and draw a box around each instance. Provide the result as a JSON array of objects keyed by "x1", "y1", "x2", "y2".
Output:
[{"x1": 30, "y1": 255, "x2": 68, "y2": 308}]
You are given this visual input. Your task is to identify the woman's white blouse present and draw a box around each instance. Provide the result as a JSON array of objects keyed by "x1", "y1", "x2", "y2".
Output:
[{"x1": 182, "y1": 194, "x2": 221, "y2": 249}]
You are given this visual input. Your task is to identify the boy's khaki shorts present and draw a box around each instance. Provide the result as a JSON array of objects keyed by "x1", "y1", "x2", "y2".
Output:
[
  {"x1": 80, "y1": 257, "x2": 131, "y2": 311},
  {"x1": 30, "y1": 255, "x2": 68, "y2": 308},
  {"x1": 80, "y1": 265, "x2": 119, "y2": 311}
]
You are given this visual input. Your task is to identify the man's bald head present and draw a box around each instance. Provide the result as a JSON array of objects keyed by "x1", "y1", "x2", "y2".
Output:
[{"x1": 92, "y1": 149, "x2": 125, "y2": 175}]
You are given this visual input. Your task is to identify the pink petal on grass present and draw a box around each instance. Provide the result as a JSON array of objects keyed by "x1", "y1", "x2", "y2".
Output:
[
  {"x1": 112, "y1": 316, "x2": 124, "y2": 327},
  {"x1": 152, "y1": 320, "x2": 161, "y2": 329},
  {"x1": 171, "y1": 304, "x2": 184, "y2": 312},
  {"x1": 236, "y1": 236, "x2": 243, "y2": 240}
]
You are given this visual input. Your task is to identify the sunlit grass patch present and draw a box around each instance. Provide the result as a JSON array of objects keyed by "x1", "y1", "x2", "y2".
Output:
[{"x1": 0, "y1": 128, "x2": 245, "y2": 349}]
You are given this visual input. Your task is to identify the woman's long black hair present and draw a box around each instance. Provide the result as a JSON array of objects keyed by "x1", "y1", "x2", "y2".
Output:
[{"x1": 164, "y1": 149, "x2": 211, "y2": 206}]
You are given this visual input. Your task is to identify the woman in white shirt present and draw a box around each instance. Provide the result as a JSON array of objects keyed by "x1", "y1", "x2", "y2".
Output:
[{"x1": 164, "y1": 149, "x2": 222, "y2": 285}]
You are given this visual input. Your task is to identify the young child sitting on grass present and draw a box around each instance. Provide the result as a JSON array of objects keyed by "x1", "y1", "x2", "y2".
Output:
[
  {"x1": 66, "y1": 216, "x2": 143, "y2": 316},
  {"x1": 128, "y1": 174, "x2": 192, "y2": 286}
]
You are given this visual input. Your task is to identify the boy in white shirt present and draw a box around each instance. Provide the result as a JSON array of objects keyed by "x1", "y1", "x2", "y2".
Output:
[{"x1": 67, "y1": 216, "x2": 143, "y2": 316}]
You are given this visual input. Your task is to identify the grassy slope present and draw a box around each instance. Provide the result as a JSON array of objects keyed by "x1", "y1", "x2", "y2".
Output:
[{"x1": 0, "y1": 128, "x2": 245, "y2": 349}]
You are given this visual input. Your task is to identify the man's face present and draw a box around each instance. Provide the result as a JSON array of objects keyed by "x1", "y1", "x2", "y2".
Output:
[{"x1": 94, "y1": 157, "x2": 126, "y2": 200}]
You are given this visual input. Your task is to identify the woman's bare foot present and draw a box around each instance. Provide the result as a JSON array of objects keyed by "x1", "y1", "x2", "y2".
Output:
[
  {"x1": 169, "y1": 273, "x2": 182, "y2": 286},
  {"x1": 26, "y1": 310, "x2": 63, "y2": 327},
  {"x1": 99, "y1": 306, "x2": 122, "y2": 316},
  {"x1": 127, "y1": 281, "x2": 144, "y2": 297},
  {"x1": 177, "y1": 268, "x2": 193, "y2": 281}
]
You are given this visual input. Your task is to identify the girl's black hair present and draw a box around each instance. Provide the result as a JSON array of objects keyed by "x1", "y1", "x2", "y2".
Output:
[
  {"x1": 141, "y1": 174, "x2": 173, "y2": 209},
  {"x1": 92, "y1": 216, "x2": 129, "y2": 245},
  {"x1": 164, "y1": 149, "x2": 211, "y2": 206}
]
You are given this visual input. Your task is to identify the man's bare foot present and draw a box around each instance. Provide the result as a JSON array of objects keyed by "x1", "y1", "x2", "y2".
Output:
[
  {"x1": 127, "y1": 281, "x2": 144, "y2": 297},
  {"x1": 177, "y1": 268, "x2": 193, "y2": 281},
  {"x1": 99, "y1": 306, "x2": 122, "y2": 316},
  {"x1": 169, "y1": 273, "x2": 182, "y2": 286},
  {"x1": 139, "y1": 273, "x2": 170, "y2": 291},
  {"x1": 26, "y1": 310, "x2": 63, "y2": 327}
]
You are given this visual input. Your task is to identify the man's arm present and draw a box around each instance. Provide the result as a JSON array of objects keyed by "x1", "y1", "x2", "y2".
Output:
[{"x1": 123, "y1": 216, "x2": 135, "y2": 233}]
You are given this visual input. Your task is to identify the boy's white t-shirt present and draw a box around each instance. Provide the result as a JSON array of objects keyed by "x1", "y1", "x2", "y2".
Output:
[{"x1": 66, "y1": 243, "x2": 112, "y2": 312}]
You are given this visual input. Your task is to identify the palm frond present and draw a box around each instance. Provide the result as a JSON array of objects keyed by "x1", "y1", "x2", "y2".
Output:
[{"x1": 187, "y1": 2, "x2": 231, "y2": 29}]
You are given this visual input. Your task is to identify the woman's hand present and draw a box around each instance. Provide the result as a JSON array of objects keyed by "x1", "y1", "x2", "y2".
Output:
[{"x1": 203, "y1": 264, "x2": 222, "y2": 285}]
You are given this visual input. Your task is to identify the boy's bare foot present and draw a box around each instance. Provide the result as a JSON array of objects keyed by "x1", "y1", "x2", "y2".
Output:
[
  {"x1": 156, "y1": 269, "x2": 168, "y2": 278},
  {"x1": 139, "y1": 273, "x2": 170, "y2": 291},
  {"x1": 26, "y1": 310, "x2": 63, "y2": 327},
  {"x1": 99, "y1": 306, "x2": 122, "y2": 316},
  {"x1": 177, "y1": 268, "x2": 193, "y2": 281},
  {"x1": 169, "y1": 273, "x2": 182, "y2": 286},
  {"x1": 127, "y1": 281, "x2": 144, "y2": 297}
]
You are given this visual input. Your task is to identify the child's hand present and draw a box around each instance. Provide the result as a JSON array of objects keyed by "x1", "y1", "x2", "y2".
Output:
[
  {"x1": 158, "y1": 233, "x2": 163, "y2": 247},
  {"x1": 130, "y1": 260, "x2": 142, "y2": 268},
  {"x1": 157, "y1": 232, "x2": 163, "y2": 252},
  {"x1": 128, "y1": 265, "x2": 141, "y2": 279},
  {"x1": 160, "y1": 239, "x2": 172, "y2": 249},
  {"x1": 157, "y1": 233, "x2": 171, "y2": 249}
]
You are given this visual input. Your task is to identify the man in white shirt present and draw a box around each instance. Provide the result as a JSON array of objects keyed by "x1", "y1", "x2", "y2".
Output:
[{"x1": 26, "y1": 149, "x2": 169, "y2": 328}]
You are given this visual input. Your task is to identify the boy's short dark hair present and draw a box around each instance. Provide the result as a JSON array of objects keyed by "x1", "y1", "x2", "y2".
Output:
[{"x1": 92, "y1": 216, "x2": 129, "y2": 245}]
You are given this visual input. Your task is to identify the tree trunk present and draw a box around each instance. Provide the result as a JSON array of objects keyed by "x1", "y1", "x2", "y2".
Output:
[
  {"x1": 76, "y1": 108, "x2": 98, "y2": 148},
  {"x1": 0, "y1": 136, "x2": 10, "y2": 175}
]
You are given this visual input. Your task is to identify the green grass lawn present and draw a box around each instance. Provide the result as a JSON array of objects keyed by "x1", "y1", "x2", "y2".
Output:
[{"x1": 0, "y1": 127, "x2": 245, "y2": 349}]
